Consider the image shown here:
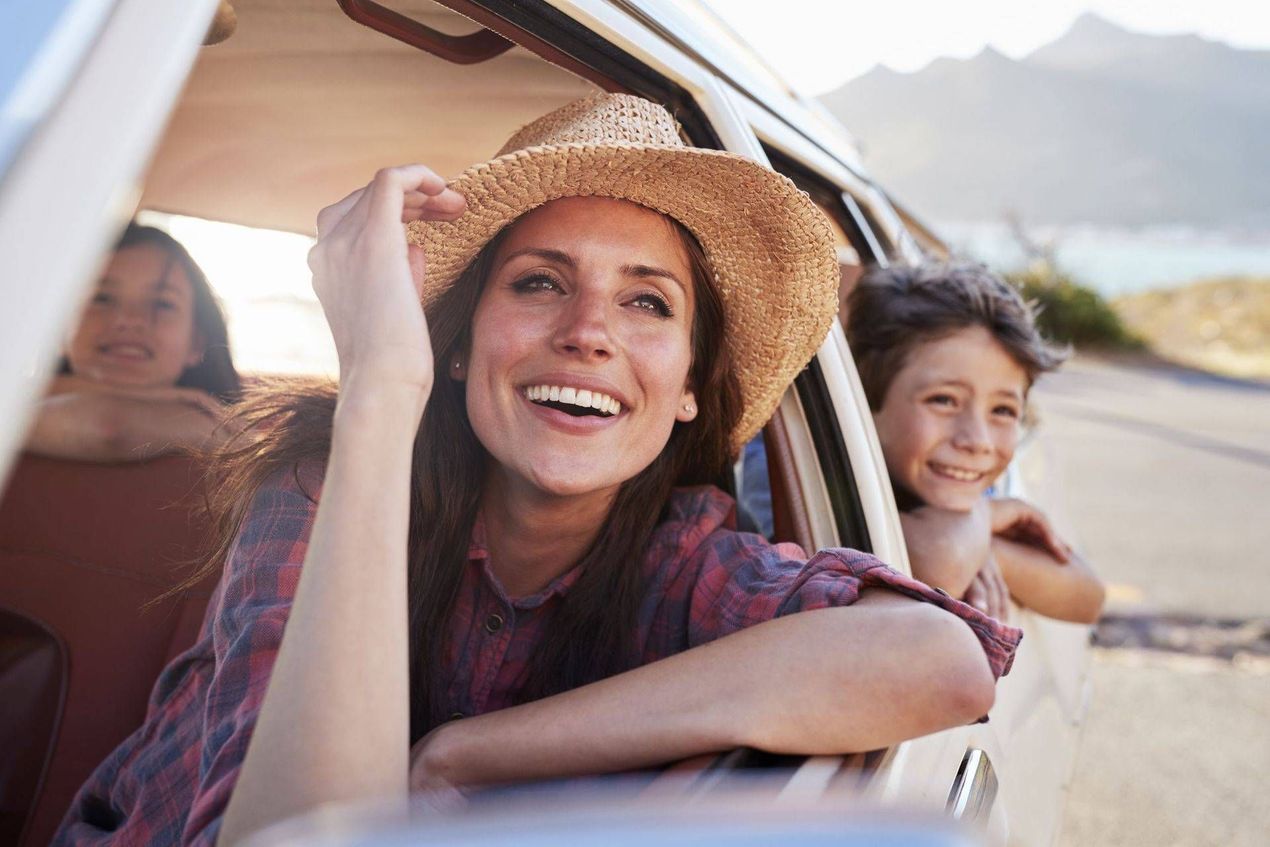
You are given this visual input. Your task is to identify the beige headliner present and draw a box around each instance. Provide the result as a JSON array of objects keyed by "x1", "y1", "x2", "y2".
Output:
[{"x1": 140, "y1": 0, "x2": 597, "y2": 235}]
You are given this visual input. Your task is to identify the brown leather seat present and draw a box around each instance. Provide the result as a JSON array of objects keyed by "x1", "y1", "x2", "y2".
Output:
[{"x1": 0, "y1": 454, "x2": 220, "y2": 847}]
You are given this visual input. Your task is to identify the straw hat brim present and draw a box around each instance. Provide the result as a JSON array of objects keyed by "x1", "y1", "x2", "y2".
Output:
[{"x1": 407, "y1": 141, "x2": 839, "y2": 454}]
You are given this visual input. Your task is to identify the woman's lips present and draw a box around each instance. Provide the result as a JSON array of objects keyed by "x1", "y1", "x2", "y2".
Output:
[{"x1": 519, "y1": 390, "x2": 623, "y2": 434}]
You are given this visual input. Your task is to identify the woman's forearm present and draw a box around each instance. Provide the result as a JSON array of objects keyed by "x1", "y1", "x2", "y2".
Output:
[
  {"x1": 993, "y1": 537, "x2": 1105, "y2": 624},
  {"x1": 417, "y1": 592, "x2": 994, "y2": 788},
  {"x1": 218, "y1": 389, "x2": 420, "y2": 846}
]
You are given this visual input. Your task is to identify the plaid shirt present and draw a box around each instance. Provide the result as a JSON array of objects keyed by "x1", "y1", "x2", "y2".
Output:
[{"x1": 55, "y1": 463, "x2": 1021, "y2": 846}]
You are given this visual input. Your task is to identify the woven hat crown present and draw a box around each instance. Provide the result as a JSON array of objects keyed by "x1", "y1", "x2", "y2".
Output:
[{"x1": 497, "y1": 94, "x2": 686, "y2": 155}]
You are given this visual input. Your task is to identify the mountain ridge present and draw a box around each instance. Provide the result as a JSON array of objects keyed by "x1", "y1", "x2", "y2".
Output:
[{"x1": 819, "y1": 14, "x2": 1270, "y2": 227}]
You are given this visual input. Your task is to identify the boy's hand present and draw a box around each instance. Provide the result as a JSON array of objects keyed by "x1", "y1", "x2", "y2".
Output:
[
  {"x1": 964, "y1": 554, "x2": 1010, "y2": 621},
  {"x1": 988, "y1": 498, "x2": 1071, "y2": 563}
]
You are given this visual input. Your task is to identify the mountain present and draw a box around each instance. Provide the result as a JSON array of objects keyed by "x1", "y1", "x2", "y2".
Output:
[{"x1": 818, "y1": 14, "x2": 1270, "y2": 227}]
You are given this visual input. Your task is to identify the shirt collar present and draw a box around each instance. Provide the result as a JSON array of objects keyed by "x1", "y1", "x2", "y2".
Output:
[{"x1": 468, "y1": 511, "x2": 584, "y2": 609}]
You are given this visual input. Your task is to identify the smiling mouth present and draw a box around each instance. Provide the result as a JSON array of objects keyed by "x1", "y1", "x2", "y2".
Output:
[
  {"x1": 524, "y1": 384, "x2": 622, "y2": 418},
  {"x1": 98, "y1": 343, "x2": 153, "y2": 361},
  {"x1": 928, "y1": 462, "x2": 987, "y2": 483}
]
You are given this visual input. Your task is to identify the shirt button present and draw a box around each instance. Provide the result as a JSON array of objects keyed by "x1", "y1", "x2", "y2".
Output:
[{"x1": 484, "y1": 613, "x2": 504, "y2": 634}]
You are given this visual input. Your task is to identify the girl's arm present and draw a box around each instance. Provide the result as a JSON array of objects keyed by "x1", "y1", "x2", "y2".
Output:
[
  {"x1": 25, "y1": 388, "x2": 225, "y2": 461},
  {"x1": 993, "y1": 537, "x2": 1105, "y2": 624},
  {"x1": 412, "y1": 591, "x2": 996, "y2": 790},
  {"x1": 216, "y1": 165, "x2": 465, "y2": 847}
]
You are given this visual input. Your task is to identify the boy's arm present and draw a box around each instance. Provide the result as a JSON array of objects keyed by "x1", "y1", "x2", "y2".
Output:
[
  {"x1": 899, "y1": 505, "x2": 992, "y2": 598},
  {"x1": 993, "y1": 537, "x2": 1105, "y2": 623}
]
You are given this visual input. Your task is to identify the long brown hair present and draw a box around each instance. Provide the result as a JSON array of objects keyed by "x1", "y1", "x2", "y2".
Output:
[{"x1": 198, "y1": 210, "x2": 742, "y2": 739}]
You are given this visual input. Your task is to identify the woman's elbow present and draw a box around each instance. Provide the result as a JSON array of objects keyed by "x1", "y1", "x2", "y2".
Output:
[{"x1": 910, "y1": 608, "x2": 996, "y2": 726}]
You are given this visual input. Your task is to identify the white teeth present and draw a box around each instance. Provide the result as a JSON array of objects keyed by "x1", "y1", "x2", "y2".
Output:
[
  {"x1": 931, "y1": 463, "x2": 982, "y2": 482},
  {"x1": 524, "y1": 384, "x2": 622, "y2": 417}
]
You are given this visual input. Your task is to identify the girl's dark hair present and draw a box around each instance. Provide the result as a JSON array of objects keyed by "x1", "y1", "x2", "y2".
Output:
[
  {"x1": 845, "y1": 261, "x2": 1067, "y2": 411},
  {"x1": 61, "y1": 223, "x2": 241, "y2": 402},
  {"x1": 195, "y1": 211, "x2": 742, "y2": 740}
]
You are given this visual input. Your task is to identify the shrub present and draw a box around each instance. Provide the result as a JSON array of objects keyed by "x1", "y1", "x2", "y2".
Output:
[{"x1": 1006, "y1": 264, "x2": 1143, "y2": 349}]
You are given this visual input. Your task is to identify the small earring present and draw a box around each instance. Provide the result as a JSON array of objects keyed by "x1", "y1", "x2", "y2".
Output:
[
  {"x1": 452, "y1": 360, "x2": 462, "y2": 370},
  {"x1": 683, "y1": 402, "x2": 695, "y2": 414}
]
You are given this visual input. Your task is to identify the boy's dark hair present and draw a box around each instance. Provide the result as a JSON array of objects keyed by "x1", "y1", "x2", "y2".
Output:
[{"x1": 845, "y1": 261, "x2": 1066, "y2": 410}]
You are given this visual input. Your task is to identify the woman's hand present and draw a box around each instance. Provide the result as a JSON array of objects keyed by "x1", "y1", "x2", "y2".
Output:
[
  {"x1": 408, "y1": 726, "x2": 469, "y2": 800},
  {"x1": 307, "y1": 165, "x2": 466, "y2": 414},
  {"x1": 988, "y1": 497, "x2": 1071, "y2": 563}
]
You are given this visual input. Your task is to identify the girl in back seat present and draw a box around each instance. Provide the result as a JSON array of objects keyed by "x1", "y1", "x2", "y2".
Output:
[{"x1": 25, "y1": 223, "x2": 240, "y2": 462}]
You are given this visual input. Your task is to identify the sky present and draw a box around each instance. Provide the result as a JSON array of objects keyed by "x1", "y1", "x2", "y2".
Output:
[{"x1": 701, "y1": 0, "x2": 1270, "y2": 94}]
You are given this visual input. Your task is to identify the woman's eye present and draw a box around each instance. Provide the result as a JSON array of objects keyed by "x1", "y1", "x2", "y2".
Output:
[
  {"x1": 993, "y1": 404, "x2": 1021, "y2": 419},
  {"x1": 153, "y1": 299, "x2": 178, "y2": 312},
  {"x1": 512, "y1": 272, "x2": 562, "y2": 294},
  {"x1": 629, "y1": 292, "x2": 673, "y2": 317},
  {"x1": 90, "y1": 292, "x2": 114, "y2": 307},
  {"x1": 926, "y1": 393, "x2": 957, "y2": 408}
]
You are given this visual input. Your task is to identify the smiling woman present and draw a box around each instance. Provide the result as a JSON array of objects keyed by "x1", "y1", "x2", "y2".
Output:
[{"x1": 54, "y1": 95, "x2": 1022, "y2": 847}]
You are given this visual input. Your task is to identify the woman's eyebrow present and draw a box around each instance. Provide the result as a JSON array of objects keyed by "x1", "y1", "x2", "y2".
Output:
[
  {"x1": 621, "y1": 263, "x2": 686, "y2": 294},
  {"x1": 499, "y1": 246, "x2": 575, "y2": 268}
]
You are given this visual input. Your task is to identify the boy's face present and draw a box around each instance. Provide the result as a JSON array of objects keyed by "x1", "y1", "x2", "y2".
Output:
[{"x1": 873, "y1": 326, "x2": 1027, "y2": 511}]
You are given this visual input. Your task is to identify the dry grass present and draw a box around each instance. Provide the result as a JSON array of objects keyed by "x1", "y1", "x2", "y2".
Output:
[{"x1": 1113, "y1": 277, "x2": 1270, "y2": 381}]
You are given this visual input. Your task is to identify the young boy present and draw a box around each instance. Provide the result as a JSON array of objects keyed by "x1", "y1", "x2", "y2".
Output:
[{"x1": 845, "y1": 261, "x2": 1105, "y2": 624}]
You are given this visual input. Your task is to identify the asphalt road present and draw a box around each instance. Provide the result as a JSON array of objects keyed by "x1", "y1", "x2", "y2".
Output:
[{"x1": 1027, "y1": 355, "x2": 1270, "y2": 846}]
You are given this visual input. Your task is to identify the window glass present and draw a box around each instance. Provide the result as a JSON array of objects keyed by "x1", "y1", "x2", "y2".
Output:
[{"x1": 0, "y1": 0, "x2": 113, "y2": 177}]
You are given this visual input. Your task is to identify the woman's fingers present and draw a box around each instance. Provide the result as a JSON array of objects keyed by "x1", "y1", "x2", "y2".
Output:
[
  {"x1": 366, "y1": 165, "x2": 463, "y2": 226},
  {"x1": 315, "y1": 186, "x2": 367, "y2": 240}
]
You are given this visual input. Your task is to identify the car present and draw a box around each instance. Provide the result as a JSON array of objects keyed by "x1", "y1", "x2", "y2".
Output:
[{"x1": 0, "y1": 2, "x2": 1093, "y2": 845}]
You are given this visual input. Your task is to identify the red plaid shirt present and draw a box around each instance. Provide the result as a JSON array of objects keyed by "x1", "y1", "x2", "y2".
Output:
[{"x1": 55, "y1": 462, "x2": 1020, "y2": 846}]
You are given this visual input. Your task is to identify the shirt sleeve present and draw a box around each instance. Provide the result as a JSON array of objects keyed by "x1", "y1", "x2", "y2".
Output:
[
  {"x1": 181, "y1": 462, "x2": 323, "y2": 846},
  {"x1": 667, "y1": 489, "x2": 1021, "y2": 680}
]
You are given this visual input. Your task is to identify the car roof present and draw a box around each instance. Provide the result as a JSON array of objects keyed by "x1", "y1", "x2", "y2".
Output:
[{"x1": 138, "y1": 0, "x2": 869, "y2": 236}]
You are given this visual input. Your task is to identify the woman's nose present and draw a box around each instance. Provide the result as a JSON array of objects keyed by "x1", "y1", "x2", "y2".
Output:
[{"x1": 553, "y1": 290, "x2": 613, "y2": 361}]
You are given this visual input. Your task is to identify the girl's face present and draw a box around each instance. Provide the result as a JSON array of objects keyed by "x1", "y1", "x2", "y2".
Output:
[
  {"x1": 65, "y1": 244, "x2": 204, "y2": 388},
  {"x1": 872, "y1": 326, "x2": 1027, "y2": 511},
  {"x1": 463, "y1": 196, "x2": 698, "y2": 500}
]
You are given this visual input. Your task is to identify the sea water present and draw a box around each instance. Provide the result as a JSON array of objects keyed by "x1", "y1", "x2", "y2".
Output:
[{"x1": 938, "y1": 222, "x2": 1270, "y2": 297}]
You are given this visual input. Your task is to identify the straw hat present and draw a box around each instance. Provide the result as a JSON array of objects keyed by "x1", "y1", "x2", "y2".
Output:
[{"x1": 406, "y1": 93, "x2": 839, "y2": 453}]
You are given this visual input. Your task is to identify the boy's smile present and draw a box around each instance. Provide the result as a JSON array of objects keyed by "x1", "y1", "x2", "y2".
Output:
[{"x1": 873, "y1": 326, "x2": 1027, "y2": 511}]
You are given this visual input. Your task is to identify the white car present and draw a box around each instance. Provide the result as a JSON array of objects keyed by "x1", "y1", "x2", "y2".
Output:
[{"x1": 0, "y1": 2, "x2": 1093, "y2": 845}]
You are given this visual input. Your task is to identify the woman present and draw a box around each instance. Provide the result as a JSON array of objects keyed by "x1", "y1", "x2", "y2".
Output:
[
  {"x1": 56, "y1": 95, "x2": 1020, "y2": 847},
  {"x1": 26, "y1": 224, "x2": 240, "y2": 461}
]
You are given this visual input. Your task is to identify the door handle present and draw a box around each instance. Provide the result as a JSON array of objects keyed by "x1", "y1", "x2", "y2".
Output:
[{"x1": 946, "y1": 748, "x2": 998, "y2": 823}]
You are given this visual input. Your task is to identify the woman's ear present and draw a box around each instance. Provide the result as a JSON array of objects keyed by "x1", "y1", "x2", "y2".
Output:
[
  {"x1": 450, "y1": 355, "x2": 467, "y2": 381},
  {"x1": 676, "y1": 387, "x2": 698, "y2": 422}
]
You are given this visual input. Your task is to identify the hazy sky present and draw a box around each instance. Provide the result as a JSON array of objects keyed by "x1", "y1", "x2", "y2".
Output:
[{"x1": 702, "y1": 0, "x2": 1270, "y2": 94}]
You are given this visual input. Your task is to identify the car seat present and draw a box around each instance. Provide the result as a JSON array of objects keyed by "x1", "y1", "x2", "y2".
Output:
[{"x1": 0, "y1": 453, "x2": 219, "y2": 847}]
